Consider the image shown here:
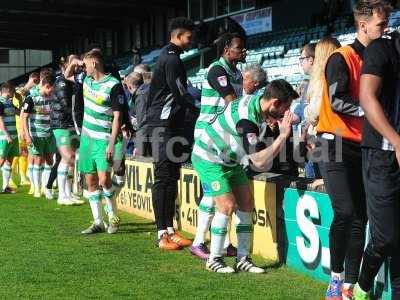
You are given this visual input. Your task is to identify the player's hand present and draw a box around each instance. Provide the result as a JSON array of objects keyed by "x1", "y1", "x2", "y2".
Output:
[
  {"x1": 121, "y1": 124, "x2": 131, "y2": 139},
  {"x1": 6, "y1": 135, "x2": 12, "y2": 144},
  {"x1": 278, "y1": 111, "x2": 294, "y2": 140},
  {"x1": 106, "y1": 143, "x2": 115, "y2": 162}
]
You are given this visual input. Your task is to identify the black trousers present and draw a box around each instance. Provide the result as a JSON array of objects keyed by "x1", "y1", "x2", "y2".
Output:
[
  {"x1": 46, "y1": 152, "x2": 62, "y2": 189},
  {"x1": 358, "y1": 148, "x2": 400, "y2": 298},
  {"x1": 147, "y1": 128, "x2": 188, "y2": 231},
  {"x1": 318, "y1": 138, "x2": 367, "y2": 283}
]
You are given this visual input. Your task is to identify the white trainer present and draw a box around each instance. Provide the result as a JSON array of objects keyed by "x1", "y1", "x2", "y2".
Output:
[{"x1": 206, "y1": 257, "x2": 235, "y2": 273}]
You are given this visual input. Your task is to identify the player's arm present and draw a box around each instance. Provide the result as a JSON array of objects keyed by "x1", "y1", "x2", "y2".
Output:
[
  {"x1": 0, "y1": 103, "x2": 12, "y2": 144},
  {"x1": 21, "y1": 97, "x2": 34, "y2": 145},
  {"x1": 326, "y1": 53, "x2": 364, "y2": 117},
  {"x1": 360, "y1": 40, "x2": 400, "y2": 166},
  {"x1": 64, "y1": 58, "x2": 84, "y2": 82},
  {"x1": 107, "y1": 84, "x2": 124, "y2": 161},
  {"x1": 207, "y1": 65, "x2": 236, "y2": 103},
  {"x1": 237, "y1": 111, "x2": 293, "y2": 170}
]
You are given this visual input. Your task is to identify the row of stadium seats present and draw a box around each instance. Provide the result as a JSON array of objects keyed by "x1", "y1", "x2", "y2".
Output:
[{"x1": 121, "y1": 11, "x2": 400, "y2": 89}]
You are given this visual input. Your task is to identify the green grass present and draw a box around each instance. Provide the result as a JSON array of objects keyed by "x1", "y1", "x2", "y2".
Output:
[{"x1": 0, "y1": 187, "x2": 325, "y2": 299}]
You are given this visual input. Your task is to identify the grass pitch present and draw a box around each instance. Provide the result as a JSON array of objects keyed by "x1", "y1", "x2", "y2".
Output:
[{"x1": 0, "y1": 187, "x2": 325, "y2": 299}]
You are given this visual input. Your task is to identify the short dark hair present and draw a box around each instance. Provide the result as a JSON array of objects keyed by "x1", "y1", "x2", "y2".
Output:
[
  {"x1": 301, "y1": 43, "x2": 316, "y2": 58},
  {"x1": 216, "y1": 32, "x2": 243, "y2": 57},
  {"x1": 169, "y1": 17, "x2": 195, "y2": 35},
  {"x1": 1, "y1": 81, "x2": 15, "y2": 93},
  {"x1": 41, "y1": 73, "x2": 56, "y2": 87},
  {"x1": 263, "y1": 79, "x2": 299, "y2": 104},
  {"x1": 354, "y1": 0, "x2": 392, "y2": 29}
]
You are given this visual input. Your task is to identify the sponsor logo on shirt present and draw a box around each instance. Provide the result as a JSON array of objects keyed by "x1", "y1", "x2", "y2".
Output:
[
  {"x1": 211, "y1": 181, "x2": 221, "y2": 192},
  {"x1": 247, "y1": 133, "x2": 258, "y2": 145},
  {"x1": 217, "y1": 76, "x2": 228, "y2": 87}
]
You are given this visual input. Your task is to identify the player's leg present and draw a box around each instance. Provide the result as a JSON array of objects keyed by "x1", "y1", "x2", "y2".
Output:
[
  {"x1": 2, "y1": 157, "x2": 14, "y2": 193},
  {"x1": 18, "y1": 144, "x2": 30, "y2": 185},
  {"x1": 27, "y1": 155, "x2": 35, "y2": 194},
  {"x1": 79, "y1": 136, "x2": 105, "y2": 234},
  {"x1": 192, "y1": 155, "x2": 236, "y2": 273},
  {"x1": 190, "y1": 194, "x2": 214, "y2": 260},
  {"x1": 232, "y1": 178, "x2": 264, "y2": 274},
  {"x1": 54, "y1": 129, "x2": 80, "y2": 205},
  {"x1": 3, "y1": 139, "x2": 20, "y2": 193},
  {"x1": 96, "y1": 137, "x2": 123, "y2": 234},
  {"x1": 32, "y1": 155, "x2": 43, "y2": 198},
  {"x1": 0, "y1": 140, "x2": 13, "y2": 193}
]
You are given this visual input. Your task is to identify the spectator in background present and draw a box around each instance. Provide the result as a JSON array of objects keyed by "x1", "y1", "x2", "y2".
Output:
[
  {"x1": 131, "y1": 63, "x2": 152, "y2": 156},
  {"x1": 125, "y1": 72, "x2": 144, "y2": 115},
  {"x1": 304, "y1": 36, "x2": 340, "y2": 188},
  {"x1": 316, "y1": 1, "x2": 391, "y2": 298},
  {"x1": 293, "y1": 42, "x2": 316, "y2": 179},
  {"x1": 242, "y1": 64, "x2": 267, "y2": 96}
]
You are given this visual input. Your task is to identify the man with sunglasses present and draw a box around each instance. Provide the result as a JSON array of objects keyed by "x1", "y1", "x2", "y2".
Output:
[{"x1": 189, "y1": 32, "x2": 246, "y2": 260}]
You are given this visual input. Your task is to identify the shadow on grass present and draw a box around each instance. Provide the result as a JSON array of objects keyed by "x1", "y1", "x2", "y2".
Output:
[
  {"x1": 260, "y1": 261, "x2": 284, "y2": 271},
  {"x1": 118, "y1": 222, "x2": 156, "y2": 234}
]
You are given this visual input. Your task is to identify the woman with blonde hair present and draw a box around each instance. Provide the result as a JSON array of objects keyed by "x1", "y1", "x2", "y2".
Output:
[
  {"x1": 305, "y1": 36, "x2": 341, "y2": 134},
  {"x1": 304, "y1": 36, "x2": 340, "y2": 188}
]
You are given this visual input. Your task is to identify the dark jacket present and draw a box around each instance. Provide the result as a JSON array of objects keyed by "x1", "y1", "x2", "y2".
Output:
[
  {"x1": 146, "y1": 43, "x2": 194, "y2": 130},
  {"x1": 51, "y1": 75, "x2": 75, "y2": 129}
]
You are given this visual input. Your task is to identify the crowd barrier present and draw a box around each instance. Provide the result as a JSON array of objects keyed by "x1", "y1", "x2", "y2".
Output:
[{"x1": 116, "y1": 157, "x2": 391, "y2": 300}]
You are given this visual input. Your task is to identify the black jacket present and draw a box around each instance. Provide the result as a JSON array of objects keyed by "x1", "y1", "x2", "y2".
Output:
[
  {"x1": 51, "y1": 75, "x2": 75, "y2": 129},
  {"x1": 146, "y1": 43, "x2": 194, "y2": 130}
]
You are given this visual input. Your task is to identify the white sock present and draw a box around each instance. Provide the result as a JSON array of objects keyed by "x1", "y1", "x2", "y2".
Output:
[
  {"x1": 158, "y1": 229, "x2": 167, "y2": 239},
  {"x1": 57, "y1": 162, "x2": 68, "y2": 200},
  {"x1": 65, "y1": 178, "x2": 72, "y2": 198},
  {"x1": 88, "y1": 190, "x2": 102, "y2": 225},
  {"x1": 209, "y1": 211, "x2": 229, "y2": 261},
  {"x1": 236, "y1": 210, "x2": 253, "y2": 260},
  {"x1": 102, "y1": 187, "x2": 116, "y2": 219},
  {"x1": 2, "y1": 162, "x2": 12, "y2": 190},
  {"x1": 223, "y1": 219, "x2": 232, "y2": 249},
  {"x1": 193, "y1": 196, "x2": 215, "y2": 246},
  {"x1": 42, "y1": 164, "x2": 52, "y2": 190},
  {"x1": 28, "y1": 163, "x2": 34, "y2": 183},
  {"x1": 167, "y1": 227, "x2": 175, "y2": 235},
  {"x1": 33, "y1": 165, "x2": 42, "y2": 191}
]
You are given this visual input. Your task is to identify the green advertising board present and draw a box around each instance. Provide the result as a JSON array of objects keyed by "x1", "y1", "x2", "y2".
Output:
[{"x1": 283, "y1": 188, "x2": 391, "y2": 300}]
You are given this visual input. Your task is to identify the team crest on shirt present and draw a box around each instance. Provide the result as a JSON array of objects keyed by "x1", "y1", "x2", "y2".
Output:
[
  {"x1": 117, "y1": 95, "x2": 125, "y2": 104},
  {"x1": 217, "y1": 76, "x2": 228, "y2": 87},
  {"x1": 61, "y1": 136, "x2": 66, "y2": 143},
  {"x1": 246, "y1": 133, "x2": 258, "y2": 145},
  {"x1": 211, "y1": 181, "x2": 221, "y2": 192}
]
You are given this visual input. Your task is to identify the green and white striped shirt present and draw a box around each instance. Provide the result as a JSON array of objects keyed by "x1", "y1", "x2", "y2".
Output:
[
  {"x1": 195, "y1": 57, "x2": 242, "y2": 139},
  {"x1": 192, "y1": 94, "x2": 263, "y2": 166},
  {"x1": 82, "y1": 74, "x2": 123, "y2": 141},
  {"x1": 0, "y1": 96, "x2": 17, "y2": 140},
  {"x1": 23, "y1": 94, "x2": 53, "y2": 138}
]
